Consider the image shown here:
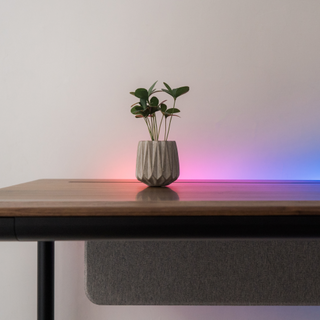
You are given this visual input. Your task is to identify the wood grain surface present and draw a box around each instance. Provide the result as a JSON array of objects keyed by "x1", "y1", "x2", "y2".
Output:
[{"x1": 0, "y1": 179, "x2": 320, "y2": 216}]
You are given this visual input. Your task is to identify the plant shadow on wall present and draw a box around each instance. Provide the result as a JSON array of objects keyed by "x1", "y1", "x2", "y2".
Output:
[{"x1": 130, "y1": 81, "x2": 189, "y2": 187}]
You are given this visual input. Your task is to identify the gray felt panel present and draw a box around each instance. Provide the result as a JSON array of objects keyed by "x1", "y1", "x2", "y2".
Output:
[{"x1": 85, "y1": 240, "x2": 320, "y2": 305}]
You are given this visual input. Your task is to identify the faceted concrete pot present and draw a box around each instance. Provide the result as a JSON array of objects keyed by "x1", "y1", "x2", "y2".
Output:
[{"x1": 136, "y1": 141, "x2": 180, "y2": 187}]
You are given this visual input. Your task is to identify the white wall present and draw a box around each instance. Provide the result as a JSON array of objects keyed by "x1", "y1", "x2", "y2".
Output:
[{"x1": 1, "y1": 0, "x2": 320, "y2": 319}]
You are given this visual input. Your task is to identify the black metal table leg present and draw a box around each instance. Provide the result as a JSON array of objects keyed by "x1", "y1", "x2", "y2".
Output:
[{"x1": 38, "y1": 241, "x2": 54, "y2": 320}]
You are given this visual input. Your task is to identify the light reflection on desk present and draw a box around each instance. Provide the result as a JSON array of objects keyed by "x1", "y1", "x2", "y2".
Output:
[{"x1": 136, "y1": 187, "x2": 179, "y2": 201}]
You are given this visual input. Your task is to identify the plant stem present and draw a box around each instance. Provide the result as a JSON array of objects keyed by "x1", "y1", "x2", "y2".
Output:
[
  {"x1": 144, "y1": 118, "x2": 153, "y2": 140},
  {"x1": 144, "y1": 118, "x2": 148, "y2": 132},
  {"x1": 164, "y1": 117, "x2": 167, "y2": 141},
  {"x1": 166, "y1": 99, "x2": 176, "y2": 141},
  {"x1": 158, "y1": 114, "x2": 164, "y2": 141},
  {"x1": 154, "y1": 113, "x2": 159, "y2": 141},
  {"x1": 151, "y1": 115, "x2": 155, "y2": 140},
  {"x1": 147, "y1": 117, "x2": 154, "y2": 140}
]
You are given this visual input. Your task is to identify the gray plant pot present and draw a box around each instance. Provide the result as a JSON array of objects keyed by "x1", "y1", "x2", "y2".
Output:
[{"x1": 136, "y1": 141, "x2": 180, "y2": 187}]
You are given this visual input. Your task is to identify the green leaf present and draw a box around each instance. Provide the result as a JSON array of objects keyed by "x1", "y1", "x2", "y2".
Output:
[
  {"x1": 141, "y1": 109, "x2": 150, "y2": 117},
  {"x1": 140, "y1": 98, "x2": 147, "y2": 110},
  {"x1": 132, "y1": 106, "x2": 144, "y2": 111},
  {"x1": 171, "y1": 88, "x2": 177, "y2": 98},
  {"x1": 131, "y1": 110, "x2": 143, "y2": 115},
  {"x1": 175, "y1": 86, "x2": 189, "y2": 98},
  {"x1": 161, "y1": 88, "x2": 172, "y2": 96},
  {"x1": 162, "y1": 88, "x2": 176, "y2": 99},
  {"x1": 148, "y1": 106, "x2": 159, "y2": 114},
  {"x1": 150, "y1": 96, "x2": 159, "y2": 107},
  {"x1": 130, "y1": 101, "x2": 140, "y2": 108},
  {"x1": 163, "y1": 113, "x2": 180, "y2": 118},
  {"x1": 131, "y1": 106, "x2": 144, "y2": 115},
  {"x1": 162, "y1": 84, "x2": 190, "y2": 99},
  {"x1": 148, "y1": 81, "x2": 158, "y2": 97},
  {"x1": 163, "y1": 82, "x2": 172, "y2": 92},
  {"x1": 130, "y1": 92, "x2": 136, "y2": 96},
  {"x1": 160, "y1": 103, "x2": 167, "y2": 112},
  {"x1": 134, "y1": 88, "x2": 148, "y2": 100},
  {"x1": 166, "y1": 108, "x2": 180, "y2": 113}
]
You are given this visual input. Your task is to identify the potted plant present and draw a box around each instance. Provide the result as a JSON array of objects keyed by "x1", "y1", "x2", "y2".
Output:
[{"x1": 130, "y1": 81, "x2": 189, "y2": 187}]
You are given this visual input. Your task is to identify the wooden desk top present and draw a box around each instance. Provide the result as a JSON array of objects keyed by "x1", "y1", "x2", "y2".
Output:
[{"x1": 0, "y1": 179, "x2": 320, "y2": 217}]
